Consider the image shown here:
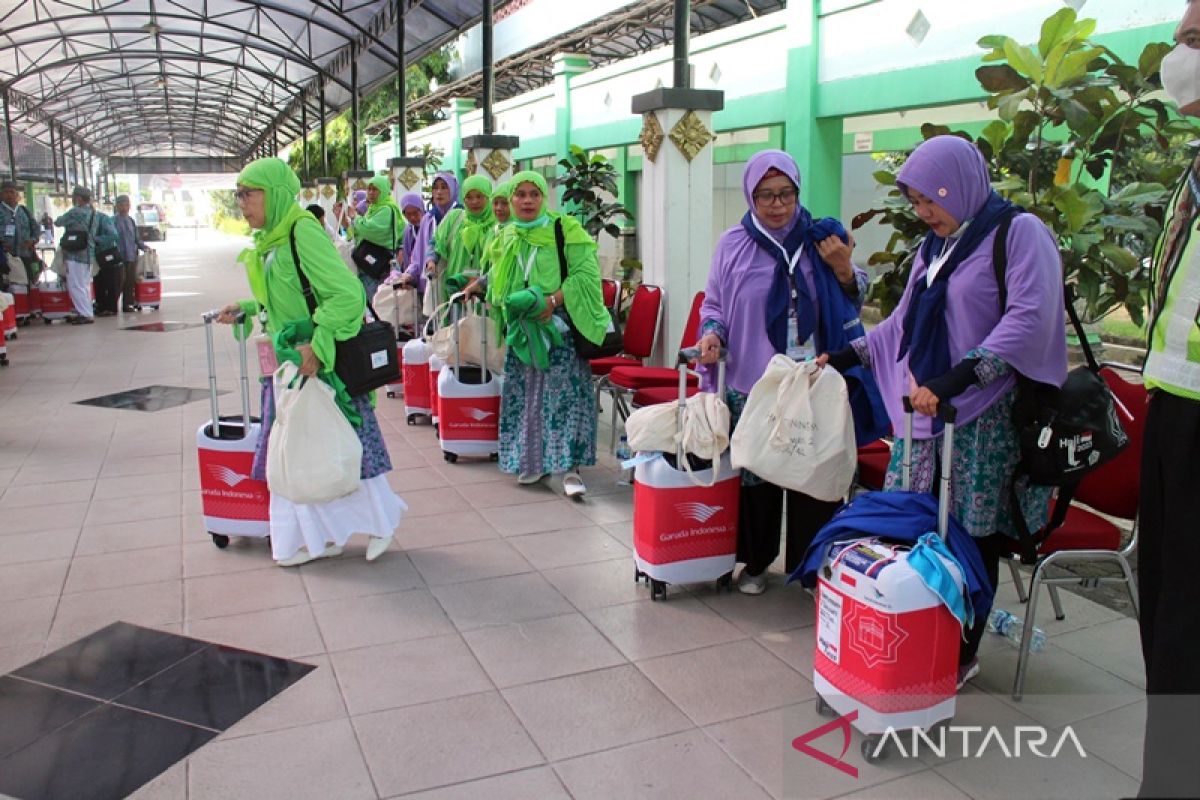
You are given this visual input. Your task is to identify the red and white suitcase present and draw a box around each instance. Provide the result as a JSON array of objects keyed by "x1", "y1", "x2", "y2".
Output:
[
  {"x1": 196, "y1": 309, "x2": 271, "y2": 548},
  {"x1": 438, "y1": 296, "x2": 500, "y2": 463},
  {"x1": 429, "y1": 353, "x2": 444, "y2": 431},
  {"x1": 384, "y1": 284, "x2": 420, "y2": 400},
  {"x1": 633, "y1": 348, "x2": 739, "y2": 600},
  {"x1": 1, "y1": 295, "x2": 16, "y2": 339},
  {"x1": 403, "y1": 337, "x2": 433, "y2": 424},
  {"x1": 11, "y1": 284, "x2": 31, "y2": 325},
  {"x1": 812, "y1": 399, "x2": 963, "y2": 760},
  {"x1": 37, "y1": 270, "x2": 72, "y2": 322},
  {"x1": 136, "y1": 278, "x2": 162, "y2": 309}
]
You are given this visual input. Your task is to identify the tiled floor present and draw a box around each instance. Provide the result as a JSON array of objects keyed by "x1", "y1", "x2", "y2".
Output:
[{"x1": 0, "y1": 234, "x2": 1147, "y2": 799}]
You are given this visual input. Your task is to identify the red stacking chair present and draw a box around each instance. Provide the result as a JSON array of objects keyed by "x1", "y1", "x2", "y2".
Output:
[
  {"x1": 854, "y1": 438, "x2": 893, "y2": 494},
  {"x1": 589, "y1": 283, "x2": 662, "y2": 380},
  {"x1": 601, "y1": 278, "x2": 621, "y2": 313},
  {"x1": 1004, "y1": 363, "x2": 1146, "y2": 700},
  {"x1": 601, "y1": 292, "x2": 706, "y2": 439}
]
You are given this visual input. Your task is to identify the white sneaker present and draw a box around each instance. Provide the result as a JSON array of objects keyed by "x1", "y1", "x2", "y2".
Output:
[
  {"x1": 517, "y1": 471, "x2": 547, "y2": 485},
  {"x1": 277, "y1": 549, "x2": 314, "y2": 568},
  {"x1": 563, "y1": 471, "x2": 587, "y2": 500},
  {"x1": 365, "y1": 535, "x2": 393, "y2": 562},
  {"x1": 737, "y1": 568, "x2": 768, "y2": 595},
  {"x1": 313, "y1": 544, "x2": 343, "y2": 561}
]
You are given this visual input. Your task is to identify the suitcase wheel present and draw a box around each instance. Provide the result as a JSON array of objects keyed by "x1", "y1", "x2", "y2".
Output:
[
  {"x1": 815, "y1": 695, "x2": 834, "y2": 718},
  {"x1": 861, "y1": 734, "x2": 888, "y2": 764},
  {"x1": 649, "y1": 578, "x2": 667, "y2": 601},
  {"x1": 386, "y1": 391, "x2": 395, "y2": 399},
  {"x1": 717, "y1": 571, "x2": 734, "y2": 592},
  {"x1": 8, "y1": 331, "x2": 15, "y2": 340},
  {"x1": 443, "y1": 451, "x2": 458, "y2": 464},
  {"x1": 210, "y1": 533, "x2": 230, "y2": 549},
  {"x1": 0, "y1": 355, "x2": 7, "y2": 366},
  {"x1": 44, "y1": 318, "x2": 52, "y2": 325},
  {"x1": 489, "y1": 452, "x2": 498, "y2": 462},
  {"x1": 406, "y1": 414, "x2": 418, "y2": 426},
  {"x1": 634, "y1": 567, "x2": 645, "y2": 584}
]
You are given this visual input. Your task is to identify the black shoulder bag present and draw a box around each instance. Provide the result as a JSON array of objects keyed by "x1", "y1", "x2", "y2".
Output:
[
  {"x1": 351, "y1": 206, "x2": 396, "y2": 281},
  {"x1": 60, "y1": 209, "x2": 93, "y2": 253},
  {"x1": 94, "y1": 214, "x2": 123, "y2": 271},
  {"x1": 553, "y1": 218, "x2": 623, "y2": 360},
  {"x1": 993, "y1": 213, "x2": 1130, "y2": 564},
  {"x1": 290, "y1": 221, "x2": 400, "y2": 396}
]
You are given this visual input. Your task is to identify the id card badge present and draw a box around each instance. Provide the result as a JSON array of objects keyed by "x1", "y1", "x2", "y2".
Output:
[
  {"x1": 3, "y1": 224, "x2": 14, "y2": 238},
  {"x1": 255, "y1": 334, "x2": 279, "y2": 376},
  {"x1": 785, "y1": 314, "x2": 814, "y2": 361}
]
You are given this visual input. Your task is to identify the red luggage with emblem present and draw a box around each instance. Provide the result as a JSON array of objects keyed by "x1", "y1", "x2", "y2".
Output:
[
  {"x1": 633, "y1": 348, "x2": 738, "y2": 600},
  {"x1": 437, "y1": 296, "x2": 499, "y2": 463},
  {"x1": 195, "y1": 310, "x2": 270, "y2": 549},
  {"x1": 812, "y1": 399, "x2": 964, "y2": 760}
]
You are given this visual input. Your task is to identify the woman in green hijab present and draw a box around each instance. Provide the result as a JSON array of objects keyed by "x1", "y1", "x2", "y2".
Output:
[
  {"x1": 428, "y1": 174, "x2": 495, "y2": 300},
  {"x1": 347, "y1": 175, "x2": 403, "y2": 299},
  {"x1": 482, "y1": 170, "x2": 611, "y2": 498},
  {"x1": 216, "y1": 158, "x2": 407, "y2": 567}
]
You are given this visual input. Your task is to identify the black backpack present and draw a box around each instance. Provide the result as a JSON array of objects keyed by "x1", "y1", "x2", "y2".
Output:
[{"x1": 993, "y1": 212, "x2": 1130, "y2": 563}]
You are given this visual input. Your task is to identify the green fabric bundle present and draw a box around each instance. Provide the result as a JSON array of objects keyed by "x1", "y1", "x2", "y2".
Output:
[{"x1": 504, "y1": 286, "x2": 563, "y2": 370}]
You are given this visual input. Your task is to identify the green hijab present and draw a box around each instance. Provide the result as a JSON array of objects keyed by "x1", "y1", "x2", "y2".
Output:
[
  {"x1": 361, "y1": 174, "x2": 402, "y2": 244},
  {"x1": 458, "y1": 174, "x2": 496, "y2": 254},
  {"x1": 486, "y1": 170, "x2": 594, "y2": 306},
  {"x1": 235, "y1": 158, "x2": 309, "y2": 312}
]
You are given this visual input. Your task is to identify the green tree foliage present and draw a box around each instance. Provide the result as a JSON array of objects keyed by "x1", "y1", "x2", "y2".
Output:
[
  {"x1": 855, "y1": 7, "x2": 1197, "y2": 324},
  {"x1": 553, "y1": 144, "x2": 632, "y2": 240},
  {"x1": 287, "y1": 46, "x2": 455, "y2": 188}
]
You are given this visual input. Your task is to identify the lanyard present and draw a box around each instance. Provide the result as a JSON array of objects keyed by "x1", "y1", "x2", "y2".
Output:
[
  {"x1": 925, "y1": 237, "x2": 961, "y2": 286},
  {"x1": 519, "y1": 245, "x2": 539, "y2": 285}
]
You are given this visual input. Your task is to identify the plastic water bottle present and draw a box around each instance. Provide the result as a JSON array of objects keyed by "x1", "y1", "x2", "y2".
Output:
[
  {"x1": 615, "y1": 436, "x2": 633, "y2": 485},
  {"x1": 987, "y1": 608, "x2": 1046, "y2": 653}
]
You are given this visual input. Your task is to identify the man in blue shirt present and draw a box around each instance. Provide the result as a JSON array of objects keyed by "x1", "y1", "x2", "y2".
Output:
[
  {"x1": 113, "y1": 195, "x2": 150, "y2": 312},
  {"x1": 0, "y1": 181, "x2": 40, "y2": 286},
  {"x1": 55, "y1": 186, "x2": 117, "y2": 323}
]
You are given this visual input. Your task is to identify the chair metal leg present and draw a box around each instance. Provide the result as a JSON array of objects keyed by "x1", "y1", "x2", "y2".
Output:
[
  {"x1": 1117, "y1": 556, "x2": 1140, "y2": 618},
  {"x1": 609, "y1": 385, "x2": 619, "y2": 453},
  {"x1": 1012, "y1": 561, "x2": 1046, "y2": 701},
  {"x1": 1007, "y1": 559, "x2": 1029, "y2": 604},
  {"x1": 1047, "y1": 584, "x2": 1066, "y2": 621}
]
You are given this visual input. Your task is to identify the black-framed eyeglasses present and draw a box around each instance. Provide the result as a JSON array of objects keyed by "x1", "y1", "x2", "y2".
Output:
[
  {"x1": 752, "y1": 188, "x2": 798, "y2": 206},
  {"x1": 234, "y1": 189, "x2": 262, "y2": 201}
]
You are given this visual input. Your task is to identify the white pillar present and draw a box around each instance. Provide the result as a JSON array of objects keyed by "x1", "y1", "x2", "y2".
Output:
[
  {"x1": 388, "y1": 157, "x2": 426, "y2": 203},
  {"x1": 631, "y1": 87, "x2": 724, "y2": 365},
  {"x1": 297, "y1": 181, "x2": 318, "y2": 208},
  {"x1": 461, "y1": 134, "x2": 520, "y2": 188},
  {"x1": 315, "y1": 177, "x2": 340, "y2": 235}
]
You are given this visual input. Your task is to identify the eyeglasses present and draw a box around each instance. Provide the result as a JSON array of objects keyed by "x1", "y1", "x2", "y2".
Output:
[
  {"x1": 752, "y1": 188, "x2": 798, "y2": 206},
  {"x1": 234, "y1": 189, "x2": 263, "y2": 201}
]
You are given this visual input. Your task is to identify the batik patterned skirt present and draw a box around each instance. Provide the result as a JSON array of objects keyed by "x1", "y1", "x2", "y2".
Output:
[{"x1": 498, "y1": 342, "x2": 597, "y2": 476}]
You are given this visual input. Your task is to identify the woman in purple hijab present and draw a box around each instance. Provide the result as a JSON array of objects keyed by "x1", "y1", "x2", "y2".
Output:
[
  {"x1": 389, "y1": 192, "x2": 429, "y2": 290},
  {"x1": 419, "y1": 172, "x2": 462, "y2": 291},
  {"x1": 697, "y1": 149, "x2": 878, "y2": 596},
  {"x1": 821, "y1": 135, "x2": 1068, "y2": 684}
]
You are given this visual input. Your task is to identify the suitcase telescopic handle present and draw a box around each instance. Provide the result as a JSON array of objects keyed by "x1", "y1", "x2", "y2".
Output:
[
  {"x1": 900, "y1": 395, "x2": 958, "y2": 538},
  {"x1": 201, "y1": 309, "x2": 248, "y2": 440}
]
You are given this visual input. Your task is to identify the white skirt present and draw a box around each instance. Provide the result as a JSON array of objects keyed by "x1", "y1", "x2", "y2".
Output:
[{"x1": 269, "y1": 475, "x2": 407, "y2": 561}]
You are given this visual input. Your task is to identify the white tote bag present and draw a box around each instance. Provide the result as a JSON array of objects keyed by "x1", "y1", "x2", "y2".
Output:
[
  {"x1": 427, "y1": 298, "x2": 506, "y2": 374},
  {"x1": 5, "y1": 254, "x2": 28, "y2": 286},
  {"x1": 730, "y1": 356, "x2": 856, "y2": 502},
  {"x1": 266, "y1": 362, "x2": 363, "y2": 504},
  {"x1": 625, "y1": 390, "x2": 731, "y2": 486},
  {"x1": 137, "y1": 250, "x2": 160, "y2": 279},
  {"x1": 372, "y1": 285, "x2": 419, "y2": 330}
]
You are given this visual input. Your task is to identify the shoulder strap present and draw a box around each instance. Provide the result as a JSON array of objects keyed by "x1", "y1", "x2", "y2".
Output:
[
  {"x1": 993, "y1": 211, "x2": 1097, "y2": 373},
  {"x1": 291, "y1": 220, "x2": 378, "y2": 322},
  {"x1": 554, "y1": 218, "x2": 567, "y2": 283}
]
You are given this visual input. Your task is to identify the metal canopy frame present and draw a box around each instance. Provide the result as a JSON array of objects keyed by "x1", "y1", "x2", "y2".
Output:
[
  {"x1": 379, "y1": 0, "x2": 784, "y2": 129},
  {"x1": 0, "y1": 0, "x2": 489, "y2": 175}
]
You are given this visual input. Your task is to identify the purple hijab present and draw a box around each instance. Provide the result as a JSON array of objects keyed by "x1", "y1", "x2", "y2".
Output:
[
  {"x1": 399, "y1": 192, "x2": 427, "y2": 289},
  {"x1": 699, "y1": 150, "x2": 865, "y2": 394},
  {"x1": 414, "y1": 172, "x2": 462, "y2": 290},
  {"x1": 865, "y1": 136, "x2": 1068, "y2": 438}
]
